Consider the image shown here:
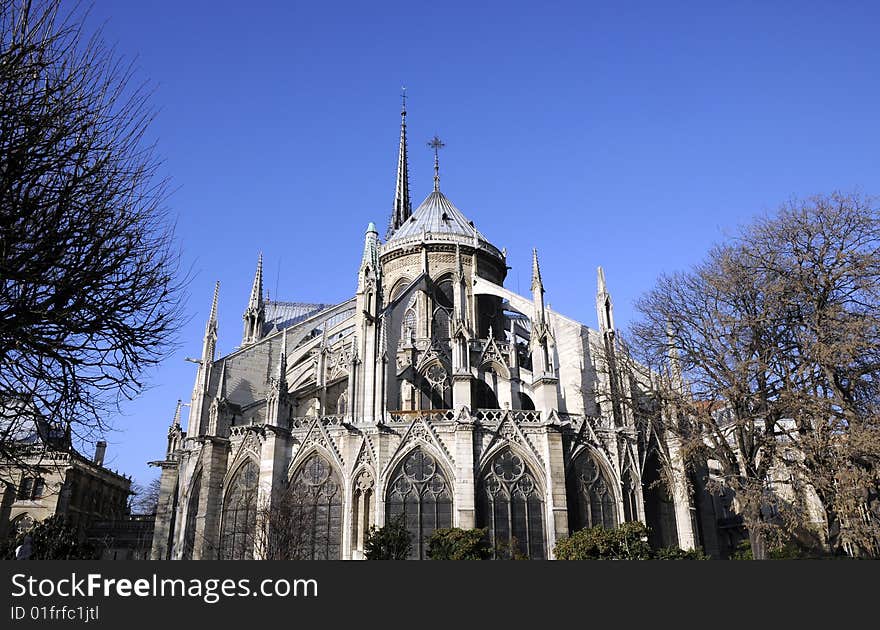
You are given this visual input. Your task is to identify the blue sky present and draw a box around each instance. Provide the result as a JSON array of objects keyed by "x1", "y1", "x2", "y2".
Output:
[{"x1": 81, "y1": 1, "x2": 880, "y2": 486}]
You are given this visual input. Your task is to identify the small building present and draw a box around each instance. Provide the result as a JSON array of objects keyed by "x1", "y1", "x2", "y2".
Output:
[
  {"x1": 0, "y1": 409, "x2": 132, "y2": 544},
  {"x1": 87, "y1": 513, "x2": 156, "y2": 560}
]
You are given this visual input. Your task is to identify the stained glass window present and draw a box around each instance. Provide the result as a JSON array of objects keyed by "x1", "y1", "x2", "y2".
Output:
[
  {"x1": 219, "y1": 460, "x2": 259, "y2": 560},
  {"x1": 477, "y1": 449, "x2": 546, "y2": 559},
  {"x1": 288, "y1": 453, "x2": 343, "y2": 559},
  {"x1": 386, "y1": 448, "x2": 453, "y2": 559},
  {"x1": 182, "y1": 470, "x2": 201, "y2": 560},
  {"x1": 567, "y1": 450, "x2": 618, "y2": 531}
]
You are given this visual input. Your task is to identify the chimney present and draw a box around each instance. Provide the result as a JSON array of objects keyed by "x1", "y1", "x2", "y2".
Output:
[{"x1": 94, "y1": 441, "x2": 107, "y2": 467}]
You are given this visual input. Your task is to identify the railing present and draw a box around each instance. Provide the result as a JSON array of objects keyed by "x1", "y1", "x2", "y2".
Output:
[
  {"x1": 288, "y1": 415, "x2": 346, "y2": 430},
  {"x1": 558, "y1": 412, "x2": 612, "y2": 430},
  {"x1": 283, "y1": 408, "x2": 551, "y2": 429},
  {"x1": 380, "y1": 230, "x2": 504, "y2": 259},
  {"x1": 474, "y1": 409, "x2": 542, "y2": 425},
  {"x1": 469, "y1": 338, "x2": 512, "y2": 354},
  {"x1": 386, "y1": 409, "x2": 457, "y2": 424}
]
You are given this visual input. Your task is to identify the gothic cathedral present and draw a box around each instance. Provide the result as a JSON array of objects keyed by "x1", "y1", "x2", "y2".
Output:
[{"x1": 150, "y1": 101, "x2": 699, "y2": 560}]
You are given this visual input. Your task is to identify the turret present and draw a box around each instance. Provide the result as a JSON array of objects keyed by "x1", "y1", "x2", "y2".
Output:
[
  {"x1": 529, "y1": 249, "x2": 558, "y2": 414},
  {"x1": 531, "y1": 248, "x2": 546, "y2": 326},
  {"x1": 202, "y1": 281, "x2": 220, "y2": 364},
  {"x1": 242, "y1": 253, "x2": 265, "y2": 345},
  {"x1": 166, "y1": 399, "x2": 184, "y2": 459},
  {"x1": 355, "y1": 223, "x2": 381, "y2": 423},
  {"x1": 206, "y1": 360, "x2": 227, "y2": 436},
  {"x1": 596, "y1": 266, "x2": 614, "y2": 334},
  {"x1": 266, "y1": 330, "x2": 289, "y2": 426},
  {"x1": 188, "y1": 281, "x2": 220, "y2": 436}
]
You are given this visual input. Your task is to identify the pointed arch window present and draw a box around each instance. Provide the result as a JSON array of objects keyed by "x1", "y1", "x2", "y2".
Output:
[
  {"x1": 351, "y1": 471, "x2": 375, "y2": 559},
  {"x1": 567, "y1": 450, "x2": 618, "y2": 531},
  {"x1": 386, "y1": 447, "x2": 453, "y2": 559},
  {"x1": 477, "y1": 449, "x2": 546, "y2": 559},
  {"x1": 335, "y1": 391, "x2": 348, "y2": 415},
  {"x1": 622, "y1": 464, "x2": 639, "y2": 522},
  {"x1": 182, "y1": 470, "x2": 202, "y2": 560},
  {"x1": 219, "y1": 460, "x2": 259, "y2": 560},
  {"x1": 402, "y1": 307, "x2": 417, "y2": 345},
  {"x1": 421, "y1": 363, "x2": 450, "y2": 409},
  {"x1": 432, "y1": 306, "x2": 450, "y2": 340},
  {"x1": 287, "y1": 452, "x2": 343, "y2": 559}
]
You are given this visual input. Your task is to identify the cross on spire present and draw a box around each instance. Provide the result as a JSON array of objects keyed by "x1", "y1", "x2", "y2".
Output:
[{"x1": 427, "y1": 135, "x2": 445, "y2": 192}]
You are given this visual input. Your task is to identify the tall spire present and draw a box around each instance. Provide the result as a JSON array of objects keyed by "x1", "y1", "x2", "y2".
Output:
[
  {"x1": 171, "y1": 399, "x2": 182, "y2": 428},
  {"x1": 277, "y1": 328, "x2": 287, "y2": 381},
  {"x1": 202, "y1": 281, "x2": 220, "y2": 363},
  {"x1": 248, "y1": 252, "x2": 263, "y2": 311},
  {"x1": 242, "y1": 253, "x2": 265, "y2": 345},
  {"x1": 531, "y1": 248, "x2": 544, "y2": 293},
  {"x1": 597, "y1": 266, "x2": 614, "y2": 333},
  {"x1": 387, "y1": 89, "x2": 412, "y2": 238},
  {"x1": 428, "y1": 135, "x2": 445, "y2": 192},
  {"x1": 207, "y1": 280, "x2": 220, "y2": 334}
]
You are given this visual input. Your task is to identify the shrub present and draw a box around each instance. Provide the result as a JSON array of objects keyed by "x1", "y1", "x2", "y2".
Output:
[
  {"x1": 554, "y1": 522, "x2": 652, "y2": 560},
  {"x1": 427, "y1": 528, "x2": 491, "y2": 560},
  {"x1": 652, "y1": 546, "x2": 709, "y2": 560},
  {"x1": 2, "y1": 515, "x2": 95, "y2": 560},
  {"x1": 364, "y1": 515, "x2": 412, "y2": 560}
]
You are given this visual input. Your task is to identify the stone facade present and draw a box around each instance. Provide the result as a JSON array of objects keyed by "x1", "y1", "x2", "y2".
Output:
[
  {"x1": 1, "y1": 438, "x2": 131, "y2": 543},
  {"x1": 150, "y1": 105, "x2": 701, "y2": 560}
]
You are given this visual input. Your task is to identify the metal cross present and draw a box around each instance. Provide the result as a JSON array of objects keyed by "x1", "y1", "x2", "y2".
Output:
[{"x1": 428, "y1": 135, "x2": 445, "y2": 191}]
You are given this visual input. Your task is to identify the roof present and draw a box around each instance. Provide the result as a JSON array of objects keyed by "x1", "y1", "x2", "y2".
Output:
[
  {"x1": 262, "y1": 302, "x2": 334, "y2": 335},
  {"x1": 386, "y1": 190, "x2": 491, "y2": 244}
]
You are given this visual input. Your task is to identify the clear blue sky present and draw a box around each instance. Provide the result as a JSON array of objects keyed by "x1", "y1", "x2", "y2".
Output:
[{"x1": 81, "y1": 0, "x2": 880, "y2": 487}]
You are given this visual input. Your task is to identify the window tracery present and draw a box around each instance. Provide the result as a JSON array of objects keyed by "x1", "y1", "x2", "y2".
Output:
[
  {"x1": 385, "y1": 448, "x2": 453, "y2": 559},
  {"x1": 182, "y1": 470, "x2": 202, "y2": 560},
  {"x1": 288, "y1": 453, "x2": 343, "y2": 559},
  {"x1": 477, "y1": 449, "x2": 546, "y2": 559},
  {"x1": 567, "y1": 450, "x2": 618, "y2": 531},
  {"x1": 219, "y1": 460, "x2": 259, "y2": 560}
]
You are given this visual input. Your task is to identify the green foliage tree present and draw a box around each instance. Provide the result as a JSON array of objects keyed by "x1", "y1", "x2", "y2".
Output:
[
  {"x1": 364, "y1": 515, "x2": 412, "y2": 560},
  {"x1": 426, "y1": 528, "x2": 491, "y2": 560},
  {"x1": 2, "y1": 515, "x2": 95, "y2": 560}
]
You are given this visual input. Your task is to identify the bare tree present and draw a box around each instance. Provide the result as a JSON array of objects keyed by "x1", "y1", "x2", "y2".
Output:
[
  {"x1": 0, "y1": 0, "x2": 185, "y2": 480},
  {"x1": 625, "y1": 192, "x2": 880, "y2": 558},
  {"x1": 629, "y1": 243, "x2": 786, "y2": 559},
  {"x1": 253, "y1": 485, "x2": 326, "y2": 560},
  {"x1": 129, "y1": 476, "x2": 161, "y2": 515},
  {"x1": 213, "y1": 483, "x2": 331, "y2": 560},
  {"x1": 742, "y1": 193, "x2": 880, "y2": 556}
]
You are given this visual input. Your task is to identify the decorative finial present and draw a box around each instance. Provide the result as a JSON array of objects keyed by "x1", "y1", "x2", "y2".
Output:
[
  {"x1": 172, "y1": 399, "x2": 182, "y2": 428},
  {"x1": 427, "y1": 135, "x2": 445, "y2": 192}
]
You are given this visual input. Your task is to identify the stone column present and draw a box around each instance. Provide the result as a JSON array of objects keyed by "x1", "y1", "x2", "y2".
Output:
[
  {"x1": 452, "y1": 417, "x2": 476, "y2": 529},
  {"x1": 542, "y1": 425, "x2": 569, "y2": 558},
  {"x1": 149, "y1": 460, "x2": 180, "y2": 560},
  {"x1": 667, "y1": 432, "x2": 696, "y2": 550},
  {"x1": 253, "y1": 427, "x2": 288, "y2": 559},
  {"x1": 193, "y1": 437, "x2": 228, "y2": 560}
]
